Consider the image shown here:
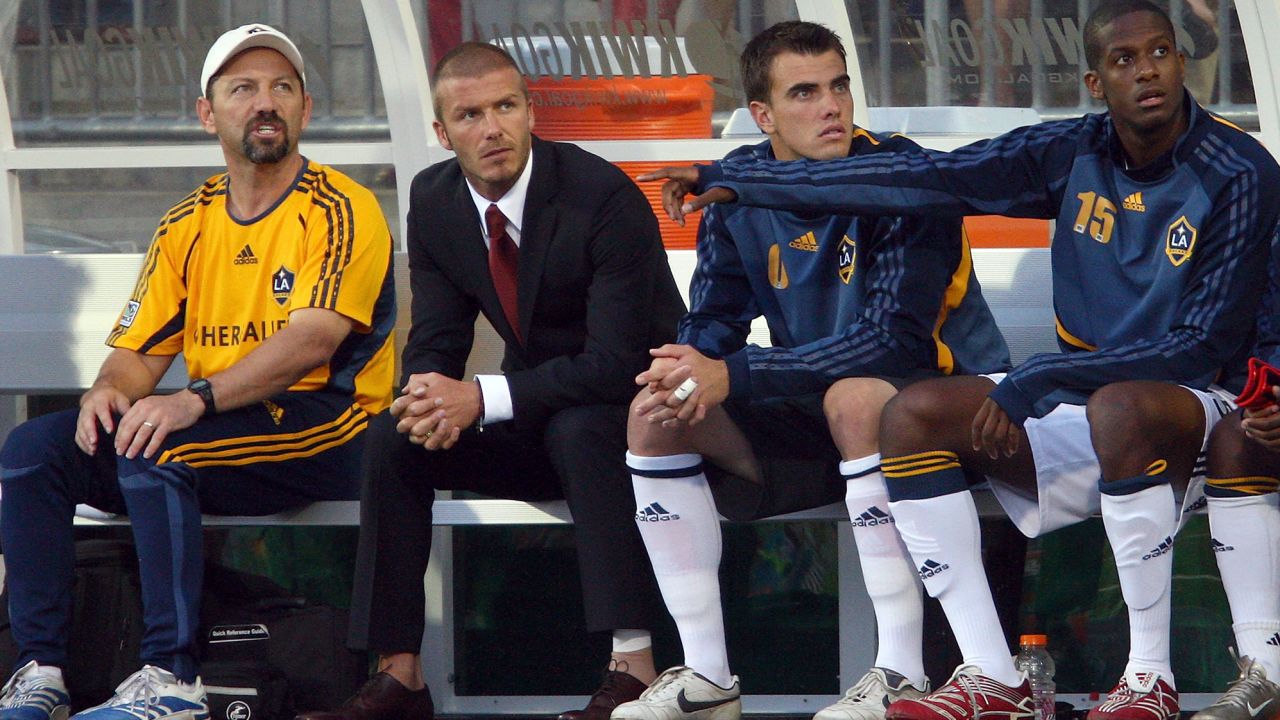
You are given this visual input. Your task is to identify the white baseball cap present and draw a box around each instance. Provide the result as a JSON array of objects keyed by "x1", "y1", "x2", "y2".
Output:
[{"x1": 200, "y1": 23, "x2": 306, "y2": 97}]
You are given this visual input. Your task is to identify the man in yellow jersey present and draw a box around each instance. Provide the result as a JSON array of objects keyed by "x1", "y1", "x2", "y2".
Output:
[{"x1": 0, "y1": 24, "x2": 395, "y2": 720}]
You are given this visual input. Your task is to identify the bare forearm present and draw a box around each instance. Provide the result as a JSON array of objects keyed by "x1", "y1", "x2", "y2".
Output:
[
  {"x1": 90, "y1": 348, "x2": 171, "y2": 401},
  {"x1": 203, "y1": 321, "x2": 343, "y2": 411}
]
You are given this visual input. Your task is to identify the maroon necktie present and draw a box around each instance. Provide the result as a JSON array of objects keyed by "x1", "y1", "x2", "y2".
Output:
[{"x1": 484, "y1": 203, "x2": 521, "y2": 342}]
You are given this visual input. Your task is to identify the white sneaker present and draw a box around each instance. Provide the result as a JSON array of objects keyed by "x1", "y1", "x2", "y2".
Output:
[
  {"x1": 71, "y1": 666, "x2": 208, "y2": 720},
  {"x1": 1193, "y1": 653, "x2": 1280, "y2": 720},
  {"x1": 610, "y1": 666, "x2": 741, "y2": 720},
  {"x1": 0, "y1": 661, "x2": 70, "y2": 720},
  {"x1": 816, "y1": 668, "x2": 931, "y2": 720}
]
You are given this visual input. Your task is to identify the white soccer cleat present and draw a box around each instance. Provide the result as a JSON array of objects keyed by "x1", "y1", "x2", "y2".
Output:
[
  {"x1": 610, "y1": 666, "x2": 741, "y2": 720},
  {"x1": 816, "y1": 667, "x2": 931, "y2": 720},
  {"x1": 1193, "y1": 653, "x2": 1280, "y2": 720}
]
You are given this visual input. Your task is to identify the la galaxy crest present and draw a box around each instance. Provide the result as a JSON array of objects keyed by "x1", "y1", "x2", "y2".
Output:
[
  {"x1": 272, "y1": 265, "x2": 295, "y2": 306},
  {"x1": 837, "y1": 235, "x2": 856, "y2": 284},
  {"x1": 1164, "y1": 216, "x2": 1197, "y2": 267}
]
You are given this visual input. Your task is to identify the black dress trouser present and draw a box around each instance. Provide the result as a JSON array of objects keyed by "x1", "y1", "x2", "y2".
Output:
[{"x1": 348, "y1": 405, "x2": 659, "y2": 653}]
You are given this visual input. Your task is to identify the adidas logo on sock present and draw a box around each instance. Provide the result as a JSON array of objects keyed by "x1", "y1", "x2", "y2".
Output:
[
  {"x1": 1267, "y1": 633, "x2": 1280, "y2": 647},
  {"x1": 635, "y1": 502, "x2": 680, "y2": 522},
  {"x1": 234, "y1": 244, "x2": 259, "y2": 265},
  {"x1": 851, "y1": 506, "x2": 893, "y2": 527},
  {"x1": 1142, "y1": 536, "x2": 1174, "y2": 560},
  {"x1": 1211, "y1": 538, "x2": 1235, "y2": 553},
  {"x1": 1184, "y1": 496, "x2": 1208, "y2": 514},
  {"x1": 918, "y1": 559, "x2": 950, "y2": 580}
]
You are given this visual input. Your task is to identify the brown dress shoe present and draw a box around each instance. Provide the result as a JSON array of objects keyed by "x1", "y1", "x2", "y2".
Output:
[
  {"x1": 295, "y1": 672, "x2": 434, "y2": 720},
  {"x1": 558, "y1": 670, "x2": 649, "y2": 720}
]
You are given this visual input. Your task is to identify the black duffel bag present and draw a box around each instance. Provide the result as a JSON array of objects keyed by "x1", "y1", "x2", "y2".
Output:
[
  {"x1": 201, "y1": 596, "x2": 367, "y2": 714},
  {"x1": 203, "y1": 659, "x2": 289, "y2": 720}
]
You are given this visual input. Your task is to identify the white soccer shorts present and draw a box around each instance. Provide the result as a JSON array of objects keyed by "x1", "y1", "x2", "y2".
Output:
[{"x1": 978, "y1": 373, "x2": 1236, "y2": 538}]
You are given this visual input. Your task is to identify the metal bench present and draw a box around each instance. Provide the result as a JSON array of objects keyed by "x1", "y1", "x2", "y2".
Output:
[
  {"x1": 0, "y1": 248, "x2": 1053, "y2": 528},
  {"x1": 0, "y1": 247, "x2": 1061, "y2": 715}
]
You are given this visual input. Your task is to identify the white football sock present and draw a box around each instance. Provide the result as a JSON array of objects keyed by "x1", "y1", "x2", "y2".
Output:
[
  {"x1": 890, "y1": 490, "x2": 1020, "y2": 687},
  {"x1": 628, "y1": 452, "x2": 732, "y2": 687},
  {"x1": 1101, "y1": 483, "x2": 1177, "y2": 685},
  {"x1": 843, "y1": 455, "x2": 926, "y2": 686},
  {"x1": 1208, "y1": 492, "x2": 1280, "y2": 679}
]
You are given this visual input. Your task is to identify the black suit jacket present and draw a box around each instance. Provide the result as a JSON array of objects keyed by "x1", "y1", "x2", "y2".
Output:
[{"x1": 402, "y1": 136, "x2": 686, "y2": 432}]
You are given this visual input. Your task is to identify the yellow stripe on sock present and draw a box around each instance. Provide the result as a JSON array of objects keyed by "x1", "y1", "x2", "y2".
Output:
[{"x1": 1207, "y1": 476, "x2": 1280, "y2": 495}]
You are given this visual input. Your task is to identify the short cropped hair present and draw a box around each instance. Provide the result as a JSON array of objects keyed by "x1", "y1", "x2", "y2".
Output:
[
  {"x1": 431, "y1": 42, "x2": 529, "y2": 118},
  {"x1": 1083, "y1": 0, "x2": 1175, "y2": 71},
  {"x1": 740, "y1": 21, "x2": 846, "y2": 104}
]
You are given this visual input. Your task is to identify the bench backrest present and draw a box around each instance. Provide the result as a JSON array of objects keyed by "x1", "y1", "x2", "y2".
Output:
[{"x1": 0, "y1": 248, "x2": 1055, "y2": 393}]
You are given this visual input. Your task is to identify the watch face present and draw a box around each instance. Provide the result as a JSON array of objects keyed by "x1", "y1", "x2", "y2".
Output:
[{"x1": 188, "y1": 379, "x2": 214, "y2": 414}]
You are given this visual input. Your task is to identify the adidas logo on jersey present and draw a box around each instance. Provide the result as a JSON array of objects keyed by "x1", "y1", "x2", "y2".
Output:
[
  {"x1": 263, "y1": 399, "x2": 285, "y2": 426},
  {"x1": 1142, "y1": 536, "x2": 1174, "y2": 560},
  {"x1": 1122, "y1": 192, "x2": 1146, "y2": 212},
  {"x1": 789, "y1": 231, "x2": 819, "y2": 252},
  {"x1": 918, "y1": 559, "x2": 950, "y2": 580},
  {"x1": 1211, "y1": 538, "x2": 1235, "y2": 553},
  {"x1": 1268, "y1": 633, "x2": 1280, "y2": 647},
  {"x1": 234, "y1": 244, "x2": 259, "y2": 265},
  {"x1": 636, "y1": 502, "x2": 679, "y2": 522},
  {"x1": 851, "y1": 506, "x2": 893, "y2": 527}
]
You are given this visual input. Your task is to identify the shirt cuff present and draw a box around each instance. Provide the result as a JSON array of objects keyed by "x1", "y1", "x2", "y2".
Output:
[
  {"x1": 987, "y1": 376, "x2": 1035, "y2": 426},
  {"x1": 697, "y1": 162, "x2": 724, "y2": 192},
  {"x1": 724, "y1": 349, "x2": 752, "y2": 401},
  {"x1": 476, "y1": 374, "x2": 513, "y2": 425}
]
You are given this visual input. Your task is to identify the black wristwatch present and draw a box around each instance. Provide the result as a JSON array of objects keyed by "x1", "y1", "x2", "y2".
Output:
[{"x1": 187, "y1": 378, "x2": 216, "y2": 417}]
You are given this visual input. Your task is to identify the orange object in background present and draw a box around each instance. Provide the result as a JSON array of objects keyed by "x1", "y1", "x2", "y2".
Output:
[
  {"x1": 526, "y1": 73, "x2": 714, "y2": 248},
  {"x1": 616, "y1": 161, "x2": 707, "y2": 250},
  {"x1": 613, "y1": 184, "x2": 1053, "y2": 252},
  {"x1": 529, "y1": 75, "x2": 715, "y2": 141},
  {"x1": 964, "y1": 216, "x2": 1050, "y2": 248}
]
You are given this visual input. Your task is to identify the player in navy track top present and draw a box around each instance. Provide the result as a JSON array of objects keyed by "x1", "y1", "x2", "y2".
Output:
[
  {"x1": 1194, "y1": 239, "x2": 1280, "y2": 720},
  {"x1": 641, "y1": 3, "x2": 1280, "y2": 720},
  {"x1": 616, "y1": 20, "x2": 1009, "y2": 720}
]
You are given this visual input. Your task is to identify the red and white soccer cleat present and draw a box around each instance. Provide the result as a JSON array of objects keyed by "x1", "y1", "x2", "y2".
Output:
[
  {"x1": 1087, "y1": 671, "x2": 1180, "y2": 720},
  {"x1": 886, "y1": 665, "x2": 1033, "y2": 720}
]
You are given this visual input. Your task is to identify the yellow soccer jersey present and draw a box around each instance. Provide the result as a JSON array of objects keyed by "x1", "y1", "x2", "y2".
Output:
[{"x1": 107, "y1": 159, "x2": 395, "y2": 415}]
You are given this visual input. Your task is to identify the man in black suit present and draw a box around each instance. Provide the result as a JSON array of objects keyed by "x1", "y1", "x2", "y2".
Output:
[{"x1": 298, "y1": 42, "x2": 686, "y2": 720}]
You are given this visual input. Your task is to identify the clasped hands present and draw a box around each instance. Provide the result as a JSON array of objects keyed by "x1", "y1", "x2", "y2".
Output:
[
  {"x1": 391, "y1": 373, "x2": 481, "y2": 450},
  {"x1": 634, "y1": 344, "x2": 729, "y2": 428}
]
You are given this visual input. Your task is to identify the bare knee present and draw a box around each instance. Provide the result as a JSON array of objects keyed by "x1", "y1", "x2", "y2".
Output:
[
  {"x1": 823, "y1": 378, "x2": 897, "y2": 456},
  {"x1": 1206, "y1": 408, "x2": 1280, "y2": 480},
  {"x1": 1206, "y1": 410, "x2": 1247, "y2": 477},
  {"x1": 1087, "y1": 382, "x2": 1155, "y2": 438},
  {"x1": 878, "y1": 377, "x2": 993, "y2": 457},
  {"x1": 627, "y1": 388, "x2": 694, "y2": 456},
  {"x1": 1087, "y1": 381, "x2": 1203, "y2": 477}
]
